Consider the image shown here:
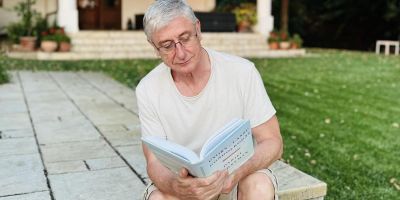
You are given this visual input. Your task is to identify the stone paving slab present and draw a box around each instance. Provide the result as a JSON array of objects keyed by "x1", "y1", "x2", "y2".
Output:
[
  {"x1": 117, "y1": 145, "x2": 148, "y2": 181},
  {"x1": 34, "y1": 119, "x2": 101, "y2": 144},
  {"x1": 0, "y1": 113, "x2": 32, "y2": 131},
  {"x1": 49, "y1": 167, "x2": 145, "y2": 200},
  {"x1": 0, "y1": 137, "x2": 38, "y2": 156},
  {"x1": 0, "y1": 154, "x2": 47, "y2": 197},
  {"x1": 0, "y1": 191, "x2": 51, "y2": 200},
  {"x1": 78, "y1": 72, "x2": 138, "y2": 113},
  {"x1": 0, "y1": 128, "x2": 34, "y2": 138},
  {"x1": 46, "y1": 160, "x2": 88, "y2": 175},
  {"x1": 0, "y1": 100, "x2": 27, "y2": 114},
  {"x1": 41, "y1": 139, "x2": 117, "y2": 163}
]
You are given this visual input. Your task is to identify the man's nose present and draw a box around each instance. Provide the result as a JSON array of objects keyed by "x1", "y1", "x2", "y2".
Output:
[{"x1": 174, "y1": 42, "x2": 187, "y2": 59}]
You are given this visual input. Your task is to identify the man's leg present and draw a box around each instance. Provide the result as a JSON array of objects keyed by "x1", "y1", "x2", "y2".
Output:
[
  {"x1": 237, "y1": 169, "x2": 278, "y2": 200},
  {"x1": 147, "y1": 190, "x2": 180, "y2": 200},
  {"x1": 143, "y1": 183, "x2": 180, "y2": 200}
]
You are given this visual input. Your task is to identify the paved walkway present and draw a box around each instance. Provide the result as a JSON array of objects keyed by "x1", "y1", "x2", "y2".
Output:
[{"x1": 0, "y1": 71, "x2": 148, "y2": 200}]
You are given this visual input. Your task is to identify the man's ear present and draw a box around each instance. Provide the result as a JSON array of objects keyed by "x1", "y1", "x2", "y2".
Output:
[{"x1": 195, "y1": 20, "x2": 202, "y2": 40}]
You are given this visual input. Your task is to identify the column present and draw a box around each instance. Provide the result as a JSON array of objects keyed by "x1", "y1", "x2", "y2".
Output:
[
  {"x1": 256, "y1": 0, "x2": 274, "y2": 38},
  {"x1": 57, "y1": 0, "x2": 79, "y2": 33}
]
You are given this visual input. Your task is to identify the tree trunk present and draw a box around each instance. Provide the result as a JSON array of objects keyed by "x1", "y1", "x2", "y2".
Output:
[{"x1": 280, "y1": 0, "x2": 289, "y2": 33}]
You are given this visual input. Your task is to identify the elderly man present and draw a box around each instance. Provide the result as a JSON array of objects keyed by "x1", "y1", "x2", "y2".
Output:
[{"x1": 136, "y1": 0, "x2": 283, "y2": 199}]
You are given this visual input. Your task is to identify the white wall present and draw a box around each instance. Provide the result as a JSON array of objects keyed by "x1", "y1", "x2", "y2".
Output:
[{"x1": 122, "y1": 0, "x2": 216, "y2": 30}]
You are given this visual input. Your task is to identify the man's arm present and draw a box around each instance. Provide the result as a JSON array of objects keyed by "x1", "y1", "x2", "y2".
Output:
[
  {"x1": 143, "y1": 144, "x2": 228, "y2": 199},
  {"x1": 222, "y1": 115, "x2": 283, "y2": 192}
]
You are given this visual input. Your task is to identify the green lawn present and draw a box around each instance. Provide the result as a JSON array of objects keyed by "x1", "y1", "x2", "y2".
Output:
[{"x1": 1, "y1": 49, "x2": 399, "y2": 199}]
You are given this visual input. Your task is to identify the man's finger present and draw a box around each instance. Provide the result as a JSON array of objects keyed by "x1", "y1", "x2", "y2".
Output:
[{"x1": 179, "y1": 168, "x2": 189, "y2": 178}]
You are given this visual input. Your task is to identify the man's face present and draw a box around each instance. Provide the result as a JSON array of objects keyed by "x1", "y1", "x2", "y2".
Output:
[{"x1": 150, "y1": 16, "x2": 203, "y2": 74}]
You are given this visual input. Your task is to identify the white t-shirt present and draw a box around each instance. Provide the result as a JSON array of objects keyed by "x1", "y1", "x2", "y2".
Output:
[{"x1": 136, "y1": 48, "x2": 276, "y2": 154}]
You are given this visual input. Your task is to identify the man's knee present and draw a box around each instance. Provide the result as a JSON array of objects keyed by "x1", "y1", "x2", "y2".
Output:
[
  {"x1": 238, "y1": 172, "x2": 275, "y2": 200},
  {"x1": 148, "y1": 190, "x2": 179, "y2": 200}
]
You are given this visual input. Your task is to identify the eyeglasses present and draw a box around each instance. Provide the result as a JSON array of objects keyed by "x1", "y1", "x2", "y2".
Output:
[{"x1": 153, "y1": 32, "x2": 198, "y2": 55}]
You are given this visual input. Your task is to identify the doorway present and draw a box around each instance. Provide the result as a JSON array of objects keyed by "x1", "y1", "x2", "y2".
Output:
[{"x1": 78, "y1": 0, "x2": 122, "y2": 30}]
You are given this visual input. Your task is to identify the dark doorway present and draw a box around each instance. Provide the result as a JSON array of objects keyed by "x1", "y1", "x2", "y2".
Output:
[{"x1": 78, "y1": 0, "x2": 121, "y2": 30}]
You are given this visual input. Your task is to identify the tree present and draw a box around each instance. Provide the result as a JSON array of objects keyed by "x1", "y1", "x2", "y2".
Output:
[{"x1": 280, "y1": 0, "x2": 289, "y2": 33}]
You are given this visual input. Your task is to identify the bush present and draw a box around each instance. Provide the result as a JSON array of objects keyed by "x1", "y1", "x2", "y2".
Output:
[
  {"x1": 0, "y1": 65, "x2": 9, "y2": 84},
  {"x1": 6, "y1": 0, "x2": 42, "y2": 44}
]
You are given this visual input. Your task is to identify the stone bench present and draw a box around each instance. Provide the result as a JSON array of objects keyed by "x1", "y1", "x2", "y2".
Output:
[{"x1": 271, "y1": 160, "x2": 327, "y2": 200}]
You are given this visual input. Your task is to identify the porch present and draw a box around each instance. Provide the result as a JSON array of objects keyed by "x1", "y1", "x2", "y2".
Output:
[{"x1": 6, "y1": 31, "x2": 306, "y2": 60}]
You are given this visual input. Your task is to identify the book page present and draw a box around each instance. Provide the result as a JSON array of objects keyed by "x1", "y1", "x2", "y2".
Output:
[
  {"x1": 199, "y1": 119, "x2": 242, "y2": 158},
  {"x1": 142, "y1": 136, "x2": 200, "y2": 163}
]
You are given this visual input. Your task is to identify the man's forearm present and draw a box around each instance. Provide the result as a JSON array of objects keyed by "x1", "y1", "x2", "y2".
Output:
[
  {"x1": 147, "y1": 159, "x2": 179, "y2": 195},
  {"x1": 233, "y1": 136, "x2": 283, "y2": 183}
]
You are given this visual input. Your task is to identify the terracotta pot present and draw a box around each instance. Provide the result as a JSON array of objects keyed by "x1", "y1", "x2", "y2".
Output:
[
  {"x1": 19, "y1": 36, "x2": 36, "y2": 51},
  {"x1": 291, "y1": 43, "x2": 299, "y2": 49},
  {"x1": 269, "y1": 42, "x2": 279, "y2": 50},
  {"x1": 237, "y1": 21, "x2": 251, "y2": 32},
  {"x1": 279, "y1": 41, "x2": 291, "y2": 49},
  {"x1": 59, "y1": 42, "x2": 71, "y2": 52},
  {"x1": 41, "y1": 41, "x2": 58, "y2": 52}
]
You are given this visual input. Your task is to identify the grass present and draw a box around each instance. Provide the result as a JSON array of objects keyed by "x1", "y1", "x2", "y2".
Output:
[{"x1": 0, "y1": 49, "x2": 399, "y2": 199}]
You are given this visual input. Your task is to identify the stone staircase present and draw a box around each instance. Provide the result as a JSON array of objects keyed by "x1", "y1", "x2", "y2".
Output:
[{"x1": 7, "y1": 31, "x2": 306, "y2": 60}]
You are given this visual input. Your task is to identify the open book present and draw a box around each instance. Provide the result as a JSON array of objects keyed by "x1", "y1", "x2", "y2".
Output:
[{"x1": 141, "y1": 119, "x2": 254, "y2": 177}]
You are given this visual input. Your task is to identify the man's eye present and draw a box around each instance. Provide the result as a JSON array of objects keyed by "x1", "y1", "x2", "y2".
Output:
[
  {"x1": 161, "y1": 43, "x2": 173, "y2": 49},
  {"x1": 180, "y1": 35, "x2": 190, "y2": 43}
]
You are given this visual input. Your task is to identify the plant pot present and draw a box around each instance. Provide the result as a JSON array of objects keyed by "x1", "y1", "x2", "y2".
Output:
[
  {"x1": 59, "y1": 42, "x2": 71, "y2": 52},
  {"x1": 279, "y1": 41, "x2": 291, "y2": 49},
  {"x1": 291, "y1": 43, "x2": 299, "y2": 49},
  {"x1": 237, "y1": 21, "x2": 252, "y2": 32},
  {"x1": 40, "y1": 41, "x2": 58, "y2": 52},
  {"x1": 19, "y1": 36, "x2": 36, "y2": 51},
  {"x1": 269, "y1": 42, "x2": 279, "y2": 50}
]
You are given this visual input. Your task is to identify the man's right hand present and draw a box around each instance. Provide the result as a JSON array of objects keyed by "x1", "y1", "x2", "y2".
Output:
[{"x1": 171, "y1": 168, "x2": 229, "y2": 200}]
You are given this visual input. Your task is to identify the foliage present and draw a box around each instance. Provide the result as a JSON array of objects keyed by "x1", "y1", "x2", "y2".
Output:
[
  {"x1": 291, "y1": 33, "x2": 303, "y2": 47},
  {"x1": 267, "y1": 30, "x2": 280, "y2": 43},
  {"x1": 272, "y1": 0, "x2": 400, "y2": 50},
  {"x1": 41, "y1": 27, "x2": 71, "y2": 43},
  {"x1": 1, "y1": 50, "x2": 400, "y2": 199},
  {"x1": 0, "y1": 56, "x2": 159, "y2": 87},
  {"x1": 5, "y1": 0, "x2": 44, "y2": 44},
  {"x1": 0, "y1": 65, "x2": 9, "y2": 84},
  {"x1": 6, "y1": 23, "x2": 26, "y2": 44},
  {"x1": 232, "y1": 3, "x2": 257, "y2": 26}
]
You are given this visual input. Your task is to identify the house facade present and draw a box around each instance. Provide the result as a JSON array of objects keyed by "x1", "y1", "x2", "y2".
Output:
[{"x1": 0, "y1": 0, "x2": 273, "y2": 37}]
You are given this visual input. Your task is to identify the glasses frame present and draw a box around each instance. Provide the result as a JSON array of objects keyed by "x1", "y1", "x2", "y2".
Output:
[{"x1": 151, "y1": 31, "x2": 199, "y2": 55}]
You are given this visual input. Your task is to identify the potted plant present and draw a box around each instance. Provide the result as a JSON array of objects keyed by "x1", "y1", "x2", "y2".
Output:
[
  {"x1": 232, "y1": 3, "x2": 257, "y2": 32},
  {"x1": 40, "y1": 33, "x2": 57, "y2": 52},
  {"x1": 279, "y1": 31, "x2": 291, "y2": 49},
  {"x1": 7, "y1": 0, "x2": 41, "y2": 51},
  {"x1": 290, "y1": 34, "x2": 303, "y2": 49},
  {"x1": 57, "y1": 33, "x2": 72, "y2": 52},
  {"x1": 267, "y1": 30, "x2": 280, "y2": 50}
]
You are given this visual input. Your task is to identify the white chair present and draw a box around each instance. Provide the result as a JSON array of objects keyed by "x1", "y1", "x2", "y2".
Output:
[{"x1": 375, "y1": 40, "x2": 399, "y2": 55}]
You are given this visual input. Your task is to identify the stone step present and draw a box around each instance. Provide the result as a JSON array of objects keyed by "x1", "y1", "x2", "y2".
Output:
[{"x1": 7, "y1": 49, "x2": 306, "y2": 60}]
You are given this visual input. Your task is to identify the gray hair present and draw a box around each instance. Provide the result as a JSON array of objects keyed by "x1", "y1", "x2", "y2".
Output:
[{"x1": 143, "y1": 0, "x2": 198, "y2": 40}]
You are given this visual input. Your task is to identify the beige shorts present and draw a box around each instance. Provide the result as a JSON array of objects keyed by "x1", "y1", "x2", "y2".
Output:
[{"x1": 143, "y1": 168, "x2": 279, "y2": 200}]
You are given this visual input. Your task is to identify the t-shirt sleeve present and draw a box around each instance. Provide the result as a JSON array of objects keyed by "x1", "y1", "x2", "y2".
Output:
[
  {"x1": 243, "y1": 63, "x2": 276, "y2": 128},
  {"x1": 135, "y1": 83, "x2": 166, "y2": 139}
]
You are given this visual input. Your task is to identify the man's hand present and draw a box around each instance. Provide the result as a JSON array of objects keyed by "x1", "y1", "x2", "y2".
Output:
[
  {"x1": 171, "y1": 168, "x2": 228, "y2": 200},
  {"x1": 221, "y1": 173, "x2": 238, "y2": 194}
]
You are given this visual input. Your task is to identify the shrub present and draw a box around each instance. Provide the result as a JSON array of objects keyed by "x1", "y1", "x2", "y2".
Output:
[{"x1": 0, "y1": 65, "x2": 9, "y2": 84}]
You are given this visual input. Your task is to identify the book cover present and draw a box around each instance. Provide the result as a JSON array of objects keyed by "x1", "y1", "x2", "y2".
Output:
[{"x1": 142, "y1": 119, "x2": 254, "y2": 177}]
